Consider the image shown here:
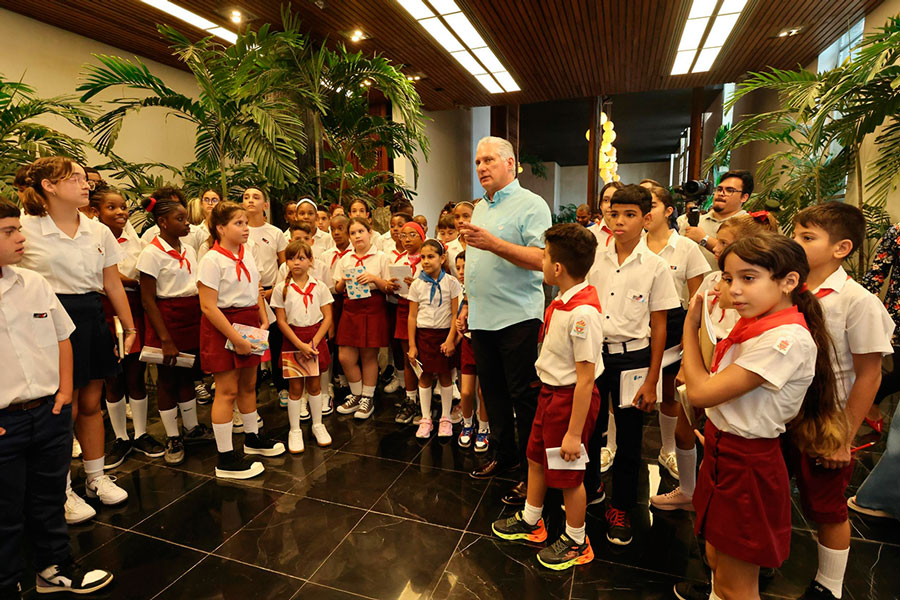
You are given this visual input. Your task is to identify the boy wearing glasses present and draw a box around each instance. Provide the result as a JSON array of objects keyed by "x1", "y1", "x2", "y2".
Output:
[{"x1": 683, "y1": 170, "x2": 754, "y2": 267}]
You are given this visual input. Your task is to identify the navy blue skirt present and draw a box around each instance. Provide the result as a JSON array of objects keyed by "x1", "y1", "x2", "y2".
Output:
[{"x1": 57, "y1": 293, "x2": 120, "y2": 389}]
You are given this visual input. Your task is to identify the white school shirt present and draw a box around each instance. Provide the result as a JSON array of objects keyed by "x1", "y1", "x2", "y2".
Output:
[
  {"x1": 649, "y1": 230, "x2": 710, "y2": 307},
  {"x1": 321, "y1": 246, "x2": 352, "y2": 292},
  {"x1": 248, "y1": 223, "x2": 287, "y2": 288},
  {"x1": 277, "y1": 259, "x2": 328, "y2": 287},
  {"x1": 197, "y1": 244, "x2": 261, "y2": 308},
  {"x1": 141, "y1": 223, "x2": 207, "y2": 253},
  {"x1": 446, "y1": 238, "x2": 465, "y2": 277},
  {"x1": 707, "y1": 323, "x2": 816, "y2": 439},
  {"x1": 697, "y1": 271, "x2": 740, "y2": 340},
  {"x1": 270, "y1": 275, "x2": 334, "y2": 328},
  {"x1": 815, "y1": 266, "x2": 895, "y2": 406},
  {"x1": 113, "y1": 221, "x2": 142, "y2": 287},
  {"x1": 587, "y1": 237, "x2": 680, "y2": 343},
  {"x1": 20, "y1": 213, "x2": 122, "y2": 294},
  {"x1": 408, "y1": 273, "x2": 462, "y2": 329},
  {"x1": 0, "y1": 266, "x2": 76, "y2": 407},
  {"x1": 136, "y1": 237, "x2": 199, "y2": 298},
  {"x1": 534, "y1": 281, "x2": 605, "y2": 386},
  {"x1": 332, "y1": 247, "x2": 389, "y2": 294},
  {"x1": 312, "y1": 227, "x2": 334, "y2": 258}
]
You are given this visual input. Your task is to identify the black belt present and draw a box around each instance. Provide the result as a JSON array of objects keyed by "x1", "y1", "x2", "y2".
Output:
[{"x1": 1, "y1": 396, "x2": 53, "y2": 413}]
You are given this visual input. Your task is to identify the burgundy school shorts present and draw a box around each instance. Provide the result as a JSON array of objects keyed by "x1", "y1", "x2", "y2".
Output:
[
  {"x1": 526, "y1": 383, "x2": 601, "y2": 489},
  {"x1": 144, "y1": 295, "x2": 201, "y2": 351},
  {"x1": 394, "y1": 298, "x2": 410, "y2": 340},
  {"x1": 782, "y1": 436, "x2": 854, "y2": 524},
  {"x1": 460, "y1": 335, "x2": 476, "y2": 376},
  {"x1": 200, "y1": 306, "x2": 261, "y2": 374}
]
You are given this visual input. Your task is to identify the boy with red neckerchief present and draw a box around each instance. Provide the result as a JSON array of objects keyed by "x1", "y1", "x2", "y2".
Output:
[{"x1": 492, "y1": 223, "x2": 604, "y2": 571}]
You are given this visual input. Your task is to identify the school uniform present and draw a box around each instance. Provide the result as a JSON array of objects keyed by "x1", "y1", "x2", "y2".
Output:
[
  {"x1": 312, "y1": 227, "x2": 334, "y2": 259},
  {"x1": 528, "y1": 281, "x2": 604, "y2": 488},
  {"x1": 333, "y1": 248, "x2": 390, "y2": 348},
  {"x1": 197, "y1": 243, "x2": 262, "y2": 373},
  {"x1": 585, "y1": 237, "x2": 680, "y2": 508},
  {"x1": 136, "y1": 236, "x2": 201, "y2": 351},
  {"x1": 783, "y1": 267, "x2": 895, "y2": 524},
  {"x1": 446, "y1": 238, "x2": 464, "y2": 277},
  {"x1": 408, "y1": 271, "x2": 462, "y2": 374},
  {"x1": 141, "y1": 223, "x2": 207, "y2": 253},
  {"x1": 0, "y1": 266, "x2": 77, "y2": 591},
  {"x1": 695, "y1": 308, "x2": 816, "y2": 567},
  {"x1": 248, "y1": 222, "x2": 287, "y2": 289},
  {"x1": 590, "y1": 223, "x2": 614, "y2": 249},
  {"x1": 20, "y1": 213, "x2": 122, "y2": 388},
  {"x1": 697, "y1": 271, "x2": 740, "y2": 340},
  {"x1": 651, "y1": 230, "x2": 710, "y2": 373},
  {"x1": 277, "y1": 258, "x2": 328, "y2": 287},
  {"x1": 101, "y1": 223, "x2": 144, "y2": 355},
  {"x1": 270, "y1": 275, "x2": 333, "y2": 372},
  {"x1": 391, "y1": 250, "x2": 421, "y2": 340}
]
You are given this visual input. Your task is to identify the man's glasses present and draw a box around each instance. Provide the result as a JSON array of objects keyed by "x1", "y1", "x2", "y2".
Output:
[{"x1": 715, "y1": 186, "x2": 744, "y2": 196}]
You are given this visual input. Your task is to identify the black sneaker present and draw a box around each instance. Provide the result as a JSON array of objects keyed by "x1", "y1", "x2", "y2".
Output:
[
  {"x1": 194, "y1": 382, "x2": 212, "y2": 405},
  {"x1": 537, "y1": 533, "x2": 594, "y2": 570},
  {"x1": 673, "y1": 581, "x2": 711, "y2": 600},
  {"x1": 35, "y1": 558, "x2": 113, "y2": 595},
  {"x1": 182, "y1": 423, "x2": 215, "y2": 445},
  {"x1": 215, "y1": 450, "x2": 264, "y2": 479},
  {"x1": 491, "y1": 511, "x2": 548, "y2": 543},
  {"x1": 801, "y1": 581, "x2": 839, "y2": 599},
  {"x1": 243, "y1": 433, "x2": 286, "y2": 457},
  {"x1": 395, "y1": 401, "x2": 417, "y2": 424},
  {"x1": 165, "y1": 436, "x2": 185, "y2": 465},
  {"x1": 132, "y1": 433, "x2": 165, "y2": 458},
  {"x1": 104, "y1": 438, "x2": 132, "y2": 469},
  {"x1": 605, "y1": 506, "x2": 632, "y2": 545}
]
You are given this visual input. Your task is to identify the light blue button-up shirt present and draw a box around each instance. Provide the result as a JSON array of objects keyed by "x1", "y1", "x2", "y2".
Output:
[{"x1": 467, "y1": 179, "x2": 552, "y2": 331}]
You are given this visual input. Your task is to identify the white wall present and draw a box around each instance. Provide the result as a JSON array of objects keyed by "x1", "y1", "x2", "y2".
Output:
[
  {"x1": 0, "y1": 8, "x2": 199, "y2": 174},
  {"x1": 518, "y1": 161, "x2": 560, "y2": 212}
]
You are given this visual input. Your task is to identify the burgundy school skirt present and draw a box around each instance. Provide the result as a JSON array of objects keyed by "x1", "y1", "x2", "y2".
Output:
[
  {"x1": 782, "y1": 435, "x2": 854, "y2": 524},
  {"x1": 693, "y1": 419, "x2": 791, "y2": 568},
  {"x1": 144, "y1": 295, "x2": 201, "y2": 351},
  {"x1": 415, "y1": 328, "x2": 456, "y2": 375},
  {"x1": 460, "y1": 335, "x2": 476, "y2": 375},
  {"x1": 200, "y1": 306, "x2": 261, "y2": 374},
  {"x1": 283, "y1": 323, "x2": 331, "y2": 373},
  {"x1": 102, "y1": 289, "x2": 143, "y2": 355},
  {"x1": 526, "y1": 384, "x2": 602, "y2": 488},
  {"x1": 394, "y1": 298, "x2": 410, "y2": 340},
  {"x1": 337, "y1": 291, "x2": 389, "y2": 348}
]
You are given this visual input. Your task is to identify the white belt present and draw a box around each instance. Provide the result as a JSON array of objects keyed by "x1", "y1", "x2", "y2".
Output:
[{"x1": 602, "y1": 338, "x2": 650, "y2": 355}]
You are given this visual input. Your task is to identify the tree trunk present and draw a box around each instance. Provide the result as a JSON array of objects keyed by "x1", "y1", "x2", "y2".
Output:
[{"x1": 855, "y1": 148, "x2": 865, "y2": 277}]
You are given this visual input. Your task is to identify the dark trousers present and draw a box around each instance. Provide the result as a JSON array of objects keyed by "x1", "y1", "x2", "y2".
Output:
[
  {"x1": 584, "y1": 347, "x2": 651, "y2": 511},
  {"x1": 471, "y1": 319, "x2": 541, "y2": 477},
  {"x1": 0, "y1": 400, "x2": 72, "y2": 589},
  {"x1": 268, "y1": 319, "x2": 287, "y2": 391}
]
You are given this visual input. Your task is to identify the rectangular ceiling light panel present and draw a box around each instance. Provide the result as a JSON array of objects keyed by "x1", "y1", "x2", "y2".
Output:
[
  {"x1": 140, "y1": 0, "x2": 237, "y2": 43},
  {"x1": 444, "y1": 12, "x2": 488, "y2": 48},
  {"x1": 671, "y1": 0, "x2": 748, "y2": 75},
  {"x1": 419, "y1": 17, "x2": 465, "y2": 53},
  {"x1": 678, "y1": 17, "x2": 710, "y2": 51}
]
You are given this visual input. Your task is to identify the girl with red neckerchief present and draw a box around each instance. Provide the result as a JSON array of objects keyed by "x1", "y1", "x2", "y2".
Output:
[{"x1": 392, "y1": 221, "x2": 426, "y2": 424}]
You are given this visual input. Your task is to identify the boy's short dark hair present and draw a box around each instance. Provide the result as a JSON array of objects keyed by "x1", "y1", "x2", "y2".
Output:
[
  {"x1": 795, "y1": 202, "x2": 865, "y2": 257},
  {"x1": 610, "y1": 184, "x2": 652, "y2": 215},
  {"x1": 719, "y1": 169, "x2": 754, "y2": 196},
  {"x1": 544, "y1": 223, "x2": 598, "y2": 279},
  {"x1": 0, "y1": 198, "x2": 21, "y2": 219},
  {"x1": 437, "y1": 214, "x2": 457, "y2": 230},
  {"x1": 456, "y1": 251, "x2": 465, "y2": 262},
  {"x1": 291, "y1": 221, "x2": 317, "y2": 235}
]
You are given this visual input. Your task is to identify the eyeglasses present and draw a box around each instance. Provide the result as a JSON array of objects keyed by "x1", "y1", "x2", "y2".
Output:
[
  {"x1": 715, "y1": 186, "x2": 744, "y2": 196},
  {"x1": 202, "y1": 197, "x2": 220, "y2": 205}
]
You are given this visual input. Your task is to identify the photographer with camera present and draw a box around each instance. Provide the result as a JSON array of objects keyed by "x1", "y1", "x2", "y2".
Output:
[{"x1": 682, "y1": 170, "x2": 753, "y2": 266}]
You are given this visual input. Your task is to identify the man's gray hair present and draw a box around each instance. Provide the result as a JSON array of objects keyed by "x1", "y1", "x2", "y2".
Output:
[{"x1": 477, "y1": 136, "x2": 516, "y2": 164}]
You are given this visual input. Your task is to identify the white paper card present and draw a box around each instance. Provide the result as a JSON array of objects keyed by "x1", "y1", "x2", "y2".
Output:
[
  {"x1": 545, "y1": 443, "x2": 590, "y2": 470},
  {"x1": 619, "y1": 367, "x2": 663, "y2": 409},
  {"x1": 344, "y1": 266, "x2": 371, "y2": 299},
  {"x1": 410, "y1": 358, "x2": 424, "y2": 379},
  {"x1": 389, "y1": 264, "x2": 413, "y2": 296},
  {"x1": 661, "y1": 344, "x2": 682, "y2": 368},
  {"x1": 224, "y1": 323, "x2": 269, "y2": 356},
  {"x1": 139, "y1": 346, "x2": 196, "y2": 368}
]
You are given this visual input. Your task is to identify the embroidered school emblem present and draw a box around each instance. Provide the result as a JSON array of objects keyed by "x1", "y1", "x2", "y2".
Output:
[
  {"x1": 773, "y1": 337, "x2": 794, "y2": 355},
  {"x1": 571, "y1": 318, "x2": 587, "y2": 338}
]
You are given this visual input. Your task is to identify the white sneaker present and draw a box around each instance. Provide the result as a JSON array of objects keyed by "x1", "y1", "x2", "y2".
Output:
[
  {"x1": 658, "y1": 451, "x2": 679, "y2": 479},
  {"x1": 85, "y1": 474, "x2": 128, "y2": 505},
  {"x1": 311, "y1": 424, "x2": 332, "y2": 447},
  {"x1": 65, "y1": 488, "x2": 96, "y2": 525},
  {"x1": 600, "y1": 447, "x2": 615, "y2": 473},
  {"x1": 383, "y1": 375, "x2": 402, "y2": 394},
  {"x1": 449, "y1": 404, "x2": 463, "y2": 424},
  {"x1": 299, "y1": 397, "x2": 311, "y2": 421},
  {"x1": 232, "y1": 411, "x2": 244, "y2": 433},
  {"x1": 72, "y1": 438, "x2": 82, "y2": 459},
  {"x1": 288, "y1": 430, "x2": 304, "y2": 454},
  {"x1": 650, "y1": 487, "x2": 694, "y2": 511}
]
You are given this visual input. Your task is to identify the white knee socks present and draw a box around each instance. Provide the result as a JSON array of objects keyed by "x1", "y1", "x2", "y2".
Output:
[
  {"x1": 287, "y1": 396, "x2": 303, "y2": 432},
  {"x1": 440, "y1": 385, "x2": 453, "y2": 418},
  {"x1": 606, "y1": 411, "x2": 617, "y2": 453},
  {"x1": 659, "y1": 412, "x2": 677, "y2": 456},
  {"x1": 130, "y1": 397, "x2": 148, "y2": 438},
  {"x1": 212, "y1": 422, "x2": 233, "y2": 453},
  {"x1": 676, "y1": 447, "x2": 697, "y2": 497},
  {"x1": 178, "y1": 399, "x2": 199, "y2": 430},
  {"x1": 308, "y1": 393, "x2": 323, "y2": 426},
  {"x1": 419, "y1": 385, "x2": 432, "y2": 420},
  {"x1": 159, "y1": 408, "x2": 179, "y2": 438},
  {"x1": 815, "y1": 543, "x2": 849, "y2": 598},
  {"x1": 241, "y1": 411, "x2": 259, "y2": 435},
  {"x1": 107, "y1": 398, "x2": 129, "y2": 441}
]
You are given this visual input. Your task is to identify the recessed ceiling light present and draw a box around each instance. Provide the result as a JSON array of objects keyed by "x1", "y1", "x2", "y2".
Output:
[
  {"x1": 471, "y1": 47, "x2": 504, "y2": 73},
  {"x1": 704, "y1": 12, "x2": 740, "y2": 48},
  {"x1": 671, "y1": 49, "x2": 694, "y2": 75},
  {"x1": 688, "y1": 0, "x2": 717, "y2": 19},
  {"x1": 140, "y1": 0, "x2": 237, "y2": 43},
  {"x1": 428, "y1": 0, "x2": 459, "y2": 15},
  {"x1": 670, "y1": 0, "x2": 749, "y2": 76},
  {"x1": 349, "y1": 29, "x2": 366, "y2": 42},
  {"x1": 450, "y1": 50, "x2": 487, "y2": 75},
  {"x1": 718, "y1": 0, "x2": 748, "y2": 14},
  {"x1": 474, "y1": 73, "x2": 503, "y2": 94},
  {"x1": 419, "y1": 17, "x2": 465, "y2": 53},
  {"x1": 396, "y1": 0, "x2": 432, "y2": 20},
  {"x1": 493, "y1": 71, "x2": 520, "y2": 93},
  {"x1": 692, "y1": 46, "x2": 722, "y2": 73},
  {"x1": 443, "y1": 12, "x2": 487, "y2": 49},
  {"x1": 678, "y1": 17, "x2": 710, "y2": 52},
  {"x1": 230, "y1": 10, "x2": 242, "y2": 23},
  {"x1": 777, "y1": 26, "x2": 802, "y2": 37}
]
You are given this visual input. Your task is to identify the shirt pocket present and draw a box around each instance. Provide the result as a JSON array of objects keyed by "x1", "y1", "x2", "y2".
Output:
[
  {"x1": 30, "y1": 311, "x2": 58, "y2": 348},
  {"x1": 80, "y1": 241, "x2": 107, "y2": 280},
  {"x1": 624, "y1": 287, "x2": 649, "y2": 321}
]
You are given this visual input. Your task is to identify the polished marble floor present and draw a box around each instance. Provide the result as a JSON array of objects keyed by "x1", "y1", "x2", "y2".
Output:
[{"x1": 27, "y1": 385, "x2": 899, "y2": 600}]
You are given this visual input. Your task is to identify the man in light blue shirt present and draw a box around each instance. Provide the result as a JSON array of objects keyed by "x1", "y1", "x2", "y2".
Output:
[{"x1": 459, "y1": 136, "x2": 552, "y2": 504}]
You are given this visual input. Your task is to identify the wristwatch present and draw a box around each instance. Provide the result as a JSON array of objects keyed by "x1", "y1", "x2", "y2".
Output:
[{"x1": 699, "y1": 235, "x2": 710, "y2": 248}]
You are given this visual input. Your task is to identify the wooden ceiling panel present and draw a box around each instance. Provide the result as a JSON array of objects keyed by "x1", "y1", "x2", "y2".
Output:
[{"x1": 0, "y1": 0, "x2": 885, "y2": 110}]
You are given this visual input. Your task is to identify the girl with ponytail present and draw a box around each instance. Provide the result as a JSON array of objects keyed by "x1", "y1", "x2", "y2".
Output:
[{"x1": 680, "y1": 232, "x2": 847, "y2": 599}]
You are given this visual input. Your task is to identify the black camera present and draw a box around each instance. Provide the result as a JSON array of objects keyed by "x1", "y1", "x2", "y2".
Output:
[{"x1": 673, "y1": 179, "x2": 713, "y2": 227}]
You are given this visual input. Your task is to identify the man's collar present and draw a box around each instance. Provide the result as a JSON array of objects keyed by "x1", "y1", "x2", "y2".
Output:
[{"x1": 483, "y1": 178, "x2": 520, "y2": 205}]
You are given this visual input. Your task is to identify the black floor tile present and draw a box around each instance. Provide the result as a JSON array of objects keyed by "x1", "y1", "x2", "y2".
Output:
[
  {"x1": 571, "y1": 559, "x2": 686, "y2": 599},
  {"x1": 23, "y1": 531, "x2": 205, "y2": 600},
  {"x1": 216, "y1": 495, "x2": 366, "y2": 579},
  {"x1": 292, "y1": 582, "x2": 376, "y2": 600},
  {"x1": 310, "y1": 512, "x2": 462, "y2": 599},
  {"x1": 415, "y1": 434, "x2": 482, "y2": 475},
  {"x1": 336, "y1": 420, "x2": 425, "y2": 462},
  {"x1": 289, "y1": 452, "x2": 406, "y2": 510},
  {"x1": 134, "y1": 479, "x2": 282, "y2": 552},
  {"x1": 374, "y1": 463, "x2": 488, "y2": 530},
  {"x1": 850, "y1": 510, "x2": 900, "y2": 546},
  {"x1": 465, "y1": 479, "x2": 522, "y2": 537},
  {"x1": 154, "y1": 554, "x2": 304, "y2": 599},
  {"x1": 432, "y1": 533, "x2": 573, "y2": 600}
]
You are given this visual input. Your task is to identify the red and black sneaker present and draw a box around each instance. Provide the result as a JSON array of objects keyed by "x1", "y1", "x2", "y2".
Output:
[
  {"x1": 605, "y1": 506, "x2": 632, "y2": 545},
  {"x1": 537, "y1": 533, "x2": 594, "y2": 570},
  {"x1": 491, "y1": 511, "x2": 548, "y2": 543}
]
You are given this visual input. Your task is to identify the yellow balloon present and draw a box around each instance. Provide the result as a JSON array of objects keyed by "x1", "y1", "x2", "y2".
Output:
[
  {"x1": 600, "y1": 111, "x2": 608, "y2": 125},
  {"x1": 585, "y1": 129, "x2": 591, "y2": 141},
  {"x1": 608, "y1": 130, "x2": 617, "y2": 142},
  {"x1": 605, "y1": 146, "x2": 616, "y2": 156},
  {"x1": 601, "y1": 143, "x2": 612, "y2": 153},
  {"x1": 603, "y1": 121, "x2": 613, "y2": 131}
]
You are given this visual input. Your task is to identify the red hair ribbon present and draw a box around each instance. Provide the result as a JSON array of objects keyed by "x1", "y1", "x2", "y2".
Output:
[
  {"x1": 799, "y1": 282, "x2": 808, "y2": 293},
  {"x1": 146, "y1": 197, "x2": 157, "y2": 212},
  {"x1": 748, "y1": 210, "x2": 769, "y2": 222}
]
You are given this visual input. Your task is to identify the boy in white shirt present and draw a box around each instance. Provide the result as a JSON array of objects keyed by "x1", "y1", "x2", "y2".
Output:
[
  {"x1": 492, "y1": 223, "x2": 604, "y2": 570},
  {"x1": 0, "y1": 199, "x2": 113, "y2": 596},
  {"x1": 792, "y1": 203, "x2": 895, "y2": 600},
  {"x1": 585, "y1": 185, "x2": 680, "y2": 546}
]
